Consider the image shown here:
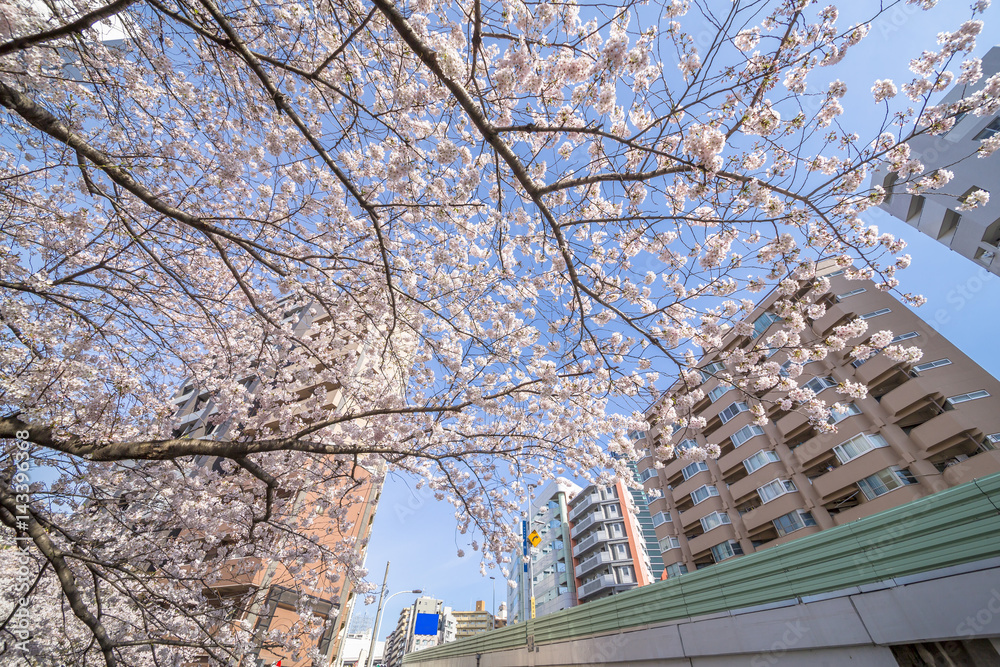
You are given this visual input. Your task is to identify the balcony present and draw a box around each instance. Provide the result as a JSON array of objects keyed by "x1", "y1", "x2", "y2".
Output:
[
  {"x1": 791, "y1": 415, "x2": 872, "y2": 469},
  {"x1": 853, "y1": 353, "x2": 906, "y2": 386},
  {"x1": 811, "y1": 302, "x2": 853, "y2": 335},
  {"x1": 728, "y1": 465, "x2": 791, "y2": 503},
  {"x1": 572, "y1": 530, "x2": 608, "y2": 558},
  {"x1": 739, "y1": 492, "x2": 804, "y2": 531},
  {"x1": 717, "y1": 437, "x2": 770, "y2": 475},
  {"x1": 568, "y1": 493, "x2": 601, "y2": 521},
  {"x1": 880, "y1": 376, "x2": 942, "y2": 421},
  {"x1": 578, "y1": 574, "x2": 618, "y2": 599},
  {"x1": 910, "y1": 411, "x2": 979, "y2": 456},
  {"x1": 678, "y1": 495, "x2": 726, "y2": 528},
  {"x1": 811, "y1": 448, "x2": 902, "y2": 502},
  {"x1": 672, "y1": 471, "x2": 713, "y2": 500},
  {"x1": 776, "y1": 411, "x2": 809, "y2": 439},
  {"x1": 686, "y1": 524, "x2": 737, "y2": 558},
  {"x1": 942, "y1": 450, "x2": 1000, "y2": 487},
  {"x1": 570, "y1": 512, "x2": 602, "y2": 538},
  {"x1": 575, "y1": 551, "x2": 612, "y2": 577},
  {"x1": 831, "y1": 485, "x2": 924, "y2": 525}
]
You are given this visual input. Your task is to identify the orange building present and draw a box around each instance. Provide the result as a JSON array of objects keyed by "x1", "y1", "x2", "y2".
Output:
[{"x1": 173, "y1": 296, "x2": 399, "y2": 665}]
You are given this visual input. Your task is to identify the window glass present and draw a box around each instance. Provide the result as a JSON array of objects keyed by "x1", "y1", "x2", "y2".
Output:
[
  {"x1": 720, "y1": 402, "x2": 750, "y2": 424},
  {"x1": 732, "y1": 424, "x2": 765, "y2": 447},
  {"x1": 743, "y1": 450, "x2": 780, "y2": 474},
  {"x1": 833, "y1": 433, "x2": 889, "y2": 464},
  {"x1": 757, "y1": 478, "x2": 796, "y2": 503},
  {"x1": 681, "y1": 461, "x2": 709, "y2": 480},
  {"x1": 691, "y1": 485, "x2": 720, "y2": 505}
]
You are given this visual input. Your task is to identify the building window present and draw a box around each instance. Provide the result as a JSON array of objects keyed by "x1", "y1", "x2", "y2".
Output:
[
  {"x1": 836, "y1": 288, "x2": 866, "y2": 300},
  {"x1": 828, "y1": 403, "x2": 862, "y2": 424},
  {"x1": 804, "y1": 376, "x2": 837, "y2": 394},
  {"x1": 860, "y1": 308, "x2": 891, "y2": 320},
  {"x1": 681, "y1": 461, "x2": 709, "y2": 481},
  {"x1": 757, "y1": 479, "x2": 797, "y2": 503},
  {"x1": 708, "y1": 385, "x2": 731, "y2": 403},
  {"x1": 833, "y1": 433, "x2": 889, "y2": 464},
  {"x1": 987, "y1": 433, "x2": 1000, "y2": 447},
  {"x1": 946, "y1": 390, "x2": 990, "y2": 406},
  {"x1": 743, "y1": 450, "x2": 781, "y2": 474},
  {"x1": 719, "y1": 401, "x2": 750, "y2": 424},
  {"x1": 891, "y1": 331, "x2": 919, "y2": 343},
  {"x1": 638, "y1": 467, "x2": 658, "y2": 482},
  {"x1": 664, "y1": 563, "x2": 688, "y2": 578},
  {"x1": 851, "y1": 358, "x2": 867, "y2": 368},
  {"x1": 974, "y1": 117, "x2": 1000, "y2": 140},
  {"x1": 710, "y1": 540, "x2": 744, "y2": 563},
  {"x1": 773, "y1": 510, "x2": 816, "y2": 537},
  {"x1": 659, "y1": 536, "x2": 680, "y2": 551},
  {"x1": 731, "y1": 424, "x2": 765, "y2": 447},
  {"x1": 857, "y1": 466, "x2": 915, "y2": 500},
  {"x1": 700, "y1": 361, "x2": 726, "y2": 382},
  {"x1": 912, "y1": 358, "x2": 952, "y2": 373},
  {"x1": 779, "y1": 360, "x2": 794, "y2": 377},
  {"x1": 827, "y1": 269, "x2": 846, "y2": 277},
  {"x1": 676, "y1": 438, "x2": 698, "y2": 453},
  {"x1": 652, "y1": 511, "x2": 671, "y2": 527},
  {"x1": 751, "y1": 312, "x2": 782, "y2": 339},
  {"x1": 700, "y1": 511, "x2": 732, "y2": 532},
  {"x1": 691, "y1": 485, "x2": 720, "y2": 505}
]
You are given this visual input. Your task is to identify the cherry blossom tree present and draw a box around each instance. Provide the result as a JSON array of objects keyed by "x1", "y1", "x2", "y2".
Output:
[{"x1": 0, "y1": 0, "x2": 995, "y2": 663}]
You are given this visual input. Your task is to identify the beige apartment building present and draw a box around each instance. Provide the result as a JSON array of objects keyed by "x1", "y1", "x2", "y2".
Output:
[
  {"x1": 451, "y1": 601, "x2": 495, "y2": 640},
  {"x1": 638, "y1": 262, "x2": 1000, "y2": 577}
]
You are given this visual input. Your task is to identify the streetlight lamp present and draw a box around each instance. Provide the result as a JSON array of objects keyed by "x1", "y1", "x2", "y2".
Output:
[{"x1": 366, "y1": 561, "x2": 422, "y2": 667}]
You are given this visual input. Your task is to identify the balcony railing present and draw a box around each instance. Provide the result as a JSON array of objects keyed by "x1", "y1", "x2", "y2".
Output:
[
  {"x1": 578, "y1": 573, "x2": 618, "y2": 598},
  {"x1": 568, "y1": 494, "x2": 600, "y2": 521},
  {"x1": 575, "y1": 551, "x2": 611, "y2": 577},
  {"x1": 570, "y1": 511, "x2": 604, "y2": 538},
  {"x1": 572, "y1": 529, "x2": 608, "y2": 558}
]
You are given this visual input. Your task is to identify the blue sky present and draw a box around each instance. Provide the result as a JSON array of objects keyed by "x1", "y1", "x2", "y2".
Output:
[{"x1": 360, "y1": 3, "x2": 1000, "y2": 640}]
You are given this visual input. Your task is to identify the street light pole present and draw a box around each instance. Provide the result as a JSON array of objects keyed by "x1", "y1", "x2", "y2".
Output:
[
  {"x1": 489, "y1": 576, "x2": 495, "y2": 629},
  {"x1": 365, "y1": 561, "x2": 421, "y2": 667}
]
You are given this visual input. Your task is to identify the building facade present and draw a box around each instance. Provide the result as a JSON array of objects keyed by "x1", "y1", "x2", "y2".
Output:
[
  {"x1": 638, "y1": 261, "x2": 1000, "y2": 578},
  {"x1": 451, "y1": 601, "x2": 495, "y2": 640},
  {"x1": 568, "y1": 480, "x2": 656, "y2": 603},
  {"x1": 507, "y1": 478, "x2": 582, "y2": 624},
  {"x1": 172, "y1": 297, "x2": 399, "y2": 666},
  {"x1": 873, "y1": 45, "x2": 1000, "y2": 275},
  {"x1": 382, "y1": 597, "x2": 455, "y2": 667}
]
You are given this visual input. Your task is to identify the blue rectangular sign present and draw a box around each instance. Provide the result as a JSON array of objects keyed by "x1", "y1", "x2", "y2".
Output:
[{"x1": 413, "y1": 612, "x2": 439, "y2": 636}]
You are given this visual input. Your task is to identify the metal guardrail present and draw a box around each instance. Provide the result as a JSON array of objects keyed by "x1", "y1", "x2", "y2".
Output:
[{"x1": 404, "y1": 472, "x2": 1000, "y2": 663}]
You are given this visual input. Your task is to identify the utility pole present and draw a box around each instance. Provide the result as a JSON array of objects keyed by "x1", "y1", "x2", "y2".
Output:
[{"x1": 366, "y1": 561, "x2": 390, "y2": 667}]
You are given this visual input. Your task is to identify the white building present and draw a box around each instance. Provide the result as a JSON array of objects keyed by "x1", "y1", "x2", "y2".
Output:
[
  {"x1": 569, "y1": 480, "x2": 656, "y2": 603},
  {"x1": 873, "y1": 45, "x2": 1000, "y2": 275},
  {"x1": 506, "y1": 478, "x2": 582, "y2": 623}
]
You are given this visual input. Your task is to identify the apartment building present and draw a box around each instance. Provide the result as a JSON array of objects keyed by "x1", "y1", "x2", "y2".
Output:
[
  {"x1": 638, "y1": 261, "x2": 1000, "y2": 578},
  {"x1": 383, "y1": 597, "x2": 455, "y2": 667},
  {"x1": 569, "y1": 480, "x2": 656, "y2": 603},
  {"x1": 382, "y1": 606, "x2": 411, "y2": 667},
  {"x1": 172, "y1": 296, "x2": 401, "y2": 665},
  {"x1": 451, "y1": 601, "x2": 495, "y2": 640},
  {"x1": 873, "y1": 45, "x2": 1000, "y2": 275},
  {"x1": 507, "y1": 478, "x2": 581, "y2": 624}
]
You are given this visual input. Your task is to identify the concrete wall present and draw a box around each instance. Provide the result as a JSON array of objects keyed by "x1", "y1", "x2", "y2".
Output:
[{"x1": 407, "y1": 560, "x2": 1000, "y2": 666}]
